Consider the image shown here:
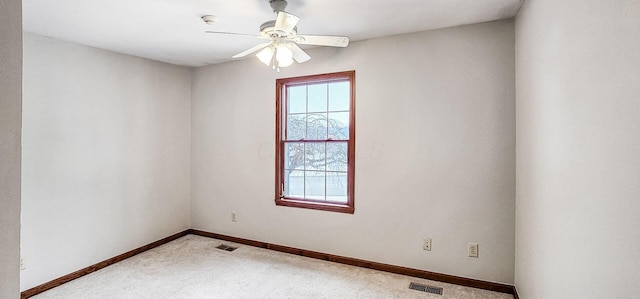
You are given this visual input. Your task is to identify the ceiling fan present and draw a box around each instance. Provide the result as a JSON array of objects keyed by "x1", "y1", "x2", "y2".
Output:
[{"x1": 205, "y1": 0, "x2": 349, "y2": 71}]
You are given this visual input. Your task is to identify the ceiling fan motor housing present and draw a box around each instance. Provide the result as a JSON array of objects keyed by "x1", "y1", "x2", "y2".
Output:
[{"x1": 260, "y1": 20, "x2": 297, "y2": 39}]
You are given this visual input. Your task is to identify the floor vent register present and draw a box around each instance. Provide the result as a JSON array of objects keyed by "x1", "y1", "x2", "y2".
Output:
[
  {"x1": 409, "y1": 282, "x2": 444, "y2": 295},
  {"x1": 216, "y1": 244, "x2": 238, "y2": 252}
]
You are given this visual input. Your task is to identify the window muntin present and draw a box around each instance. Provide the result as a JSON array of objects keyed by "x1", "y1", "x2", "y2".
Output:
[{"x1": 275, "y1": 71, "x2": 355, "y2": 214}]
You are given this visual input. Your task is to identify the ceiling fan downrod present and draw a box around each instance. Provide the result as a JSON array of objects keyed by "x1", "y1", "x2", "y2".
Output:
[{"x1": 269, "y1": 0, "x2": 288, "y2": 13}]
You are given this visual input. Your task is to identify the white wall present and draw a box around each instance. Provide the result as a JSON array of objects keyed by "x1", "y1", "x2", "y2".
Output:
[
  {"x1": 515, "y1": 0, "x2": 640, "y2": 298},
  {"x1": 191, "y1": 20, "x2": 516, "y2": 284},
  {"x1": 0, "y1": 0, "x2": 22, "y2": 297},
  {"x1": 21, "y1": 34, "x2": 192, "y2": 290}
]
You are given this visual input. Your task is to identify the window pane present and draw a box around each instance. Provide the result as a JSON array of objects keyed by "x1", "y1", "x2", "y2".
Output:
[
  {"x1": 326, "y1": 142, "x2": 347, "y2": 171},
  {"x1": 328, "y1": 112, "x2": 349, "y2": 140},
  {"x1": 326, "y1": 171, "x2": 347, "y2": 203},
  {"x1": 284, "y1": 170, "x2": 304, "y2": 198},
  {"x1": 328, "y1": 81, "x2": 350, "y2": 111},
  {"x1": 285, "y1": 142, "x2": 305, "y2": 171},
  {"x1": 307, "y1": 83, "x2": 327, "y2": 113},
  {"x1": 305, "y1": 143, "x2": 325, "y2": 171},
  {"x1": 306, "y1": 113, "x2": 327, "y2": 140},
  {"x1": 286, "y1": 114, "x2": 305, "y2": 140},
  {"x1": 305, "y1": 171, "x2": 325, "y2": 200},
  {"x1": 288, "y1": 86, "x2": 306, "y2": 113}
]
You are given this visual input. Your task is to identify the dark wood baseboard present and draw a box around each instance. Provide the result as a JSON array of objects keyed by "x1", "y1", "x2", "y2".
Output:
[
  {"x1": 21, "y1": 229, "x2": 517, "y2": 298},
  {"x1": 190, "y1": 229, "x2": 515, "y2": 296},
  {"x1": 20, "y1": 229, "x2": 191, "y2": 299}
]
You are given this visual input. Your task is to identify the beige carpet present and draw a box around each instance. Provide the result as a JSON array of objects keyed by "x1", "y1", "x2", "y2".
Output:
[{"x1": 33, "y1": 235, "x2": 513, "y2": 299}]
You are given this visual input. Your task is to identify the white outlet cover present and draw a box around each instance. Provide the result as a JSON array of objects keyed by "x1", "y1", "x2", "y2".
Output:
[
  {"x1": 423, "y1": 238, "x2": 432, "y2": 251},
  {"x1": 468, "y1": 243, "x2": 479, "y2": 258}
]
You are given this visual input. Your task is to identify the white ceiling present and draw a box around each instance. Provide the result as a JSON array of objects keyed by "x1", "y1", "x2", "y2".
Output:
[{"x1": 22, "y1": 0, "x2": 523, "y2": 67}]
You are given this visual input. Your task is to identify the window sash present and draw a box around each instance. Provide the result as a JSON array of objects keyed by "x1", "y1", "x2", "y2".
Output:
[{"x1": 281, "y1": 140, "x2": 349, "y2": 204}]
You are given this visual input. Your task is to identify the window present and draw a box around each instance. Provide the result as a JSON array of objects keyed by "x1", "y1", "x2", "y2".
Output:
[{"x1": 275, "y1": 71, "x2": 355, "y2": 214}]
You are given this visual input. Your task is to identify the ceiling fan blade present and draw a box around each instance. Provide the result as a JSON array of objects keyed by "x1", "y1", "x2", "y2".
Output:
[
  {"x1": 274, "y1": 11, "x2": 300, "y2": 35},
  {"x1": 295, "y1": 35, "x2": 349, "y2": 47},
  {"x1": 205, "y1": 31, "x2": 267, "y2": 39},
  {"x1": 290, "y1": 44, "x2": 311, "y2": 63},
  {"x1": 232, "y1": 42, "x2": 272, "y2": 58}
]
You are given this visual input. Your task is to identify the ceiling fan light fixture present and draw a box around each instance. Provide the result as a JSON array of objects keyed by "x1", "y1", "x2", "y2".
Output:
[
  {"x1": 256, "y1": 46, "x2": 274, "y2": 65},
  {"x1": 275, "y1": 43, "x2": 293, "y2": 67}
]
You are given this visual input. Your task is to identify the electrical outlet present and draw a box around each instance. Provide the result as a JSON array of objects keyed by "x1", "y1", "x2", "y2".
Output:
[
  {"x1": 423, "y1": 238, "x2": 432, "y2": 251},
  {"x1": 231, "y1": 212, "x2": 237, "y2": 222},
  {"x1": 468, "y1": 243, "x2": 479, "y2": 258},
  {"x1": 20, "y1": 258, "x2": 26, "y2": 270}
]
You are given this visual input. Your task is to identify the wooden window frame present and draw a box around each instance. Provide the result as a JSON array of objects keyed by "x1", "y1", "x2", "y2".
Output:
[{"x1": 275, "y1": 71, "x2": 356, "y2": 214}]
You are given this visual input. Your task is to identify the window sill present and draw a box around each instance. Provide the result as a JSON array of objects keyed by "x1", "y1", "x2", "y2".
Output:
[{"x1": 275, "y1": 198, "x2": 354, "y2": 214}]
